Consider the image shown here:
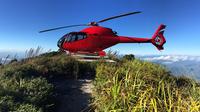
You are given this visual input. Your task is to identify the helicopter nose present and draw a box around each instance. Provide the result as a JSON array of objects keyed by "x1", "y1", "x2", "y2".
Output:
[
  {"x1": 57, "y1": 41, "x2": 61, "y2": 48},
  {"x1": 57, "y1": 39, "x2": 64, "y2": 49},
  {"x1": 57, "y1": 42, "x2": 65, "y2": 51}
]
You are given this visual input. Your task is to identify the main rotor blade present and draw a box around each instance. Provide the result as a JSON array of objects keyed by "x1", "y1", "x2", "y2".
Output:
[
  {"x1": 97, "y1": 11, "x2": 141, "y2": 23},
  {"x1": 39, "y1": 24, "x2": 88, "y2": 33}
]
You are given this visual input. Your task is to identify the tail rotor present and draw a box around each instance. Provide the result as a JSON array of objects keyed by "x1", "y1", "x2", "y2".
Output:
[{"x1": 151, "y1": 24, "x2": 166, "y2": 50}]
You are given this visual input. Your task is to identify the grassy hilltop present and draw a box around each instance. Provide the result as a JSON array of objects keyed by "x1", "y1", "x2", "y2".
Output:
[
  {"x1": 0, "y1": 51, "x2": 200, "y2": 112},
  {"x1": 0, "y1": 51, "x2": 95, "y2": 111},
  {"x1": 93, "y1": 59, "x2": 200, "y2": 111}
]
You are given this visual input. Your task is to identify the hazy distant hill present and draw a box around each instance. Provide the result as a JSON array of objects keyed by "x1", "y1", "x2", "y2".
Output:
[
  {"x1": 139, "y1": 55, "x2": 200, "y2": 80},
  {"x1": 0, "y1": 51, "x2": 24, "y2": 64},
  {"x1": 0, "y1": 51, "x2": 24, "y2": 58}
]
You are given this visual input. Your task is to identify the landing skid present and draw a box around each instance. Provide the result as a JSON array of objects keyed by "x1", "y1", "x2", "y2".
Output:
[{"x1": 65, "y1": 51, "x2": 115, "y2": 62}]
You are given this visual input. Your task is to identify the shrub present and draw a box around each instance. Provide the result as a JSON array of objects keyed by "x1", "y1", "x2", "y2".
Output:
[
  {"x1": 122, "y1": 54, "x2": 135, "y2": 61},
  {"x1": 19, "y1": 78, "x2": 53, "y2": 106},
  {"x1": 0, "y1": 96, "x2": 15, "y2": 112},
  {"x1": 9, "y1": 58, "x2": 18, "y2": 64},
  {"x1": 16, "y1": 104, "x2": 42, "y2": 112},
  {"x1": 0, "y1": 74, "x2": 54, "y2": 111}
]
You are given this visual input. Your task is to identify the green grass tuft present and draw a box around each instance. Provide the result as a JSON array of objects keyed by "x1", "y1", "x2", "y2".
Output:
[{"x1": 92, "y1": 59, "x2": 200, "y2": 111}]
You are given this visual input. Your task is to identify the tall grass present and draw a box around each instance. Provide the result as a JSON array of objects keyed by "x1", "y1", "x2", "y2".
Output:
[
  {"x1": 0, "y1": 58, "x2": 2, "y2": 66},
  {"x1": 92, "y1": 59, "x2": 200, "y2": 111},
  {"x1": 106, "y1": 49, "x2": 119, "y2": 61},
  {"x1": 25, "y1": 46, "x2": 43, "y2": 58}
]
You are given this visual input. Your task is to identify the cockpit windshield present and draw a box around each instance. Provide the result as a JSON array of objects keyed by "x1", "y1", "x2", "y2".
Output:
[
  {"x1": 57, "y1": 36, "x2": 65, "y2": 48},
  {"x1": 57, "y1": 32, "x2": 87, "y2": 48}
]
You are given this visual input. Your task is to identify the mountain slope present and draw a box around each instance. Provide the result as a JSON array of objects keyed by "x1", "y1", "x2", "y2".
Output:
[
  {"x1": 140, "y1": 55, "x2": 200, "y2": 80},
  {"x1": 0, "y1": 52, "x2": 199, "y2": 111}
]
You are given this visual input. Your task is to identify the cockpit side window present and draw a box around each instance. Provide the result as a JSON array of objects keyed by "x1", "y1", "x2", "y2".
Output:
[
  {"x1": 83, "y1": 35, "x2": 87, "y2": 39},
  {"x1": 65, "y1": 34, "x2": 71, "y2": 42},
  {"x1": 77, "y1": 33, "x2": 87, "y2": 40},
  {"x1": 70, "y1": 35, "x2": 76, "y2": 42},
  {"x1": 66, "y1": 37, "x2": 70, "y2": 42},
  {"x1": 77, "y1": 34, "x2": 84, "y2": 40},
  {"x1": 66, "y1": 32, "x2": 87, "y2": 42}
]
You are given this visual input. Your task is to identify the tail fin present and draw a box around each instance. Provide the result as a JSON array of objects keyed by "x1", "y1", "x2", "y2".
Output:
[{"x1": 151, "y1": 24, "x2": 166, "y2": 50}]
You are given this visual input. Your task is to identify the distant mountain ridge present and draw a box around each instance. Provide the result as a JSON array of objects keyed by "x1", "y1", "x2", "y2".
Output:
[
  {"x1": 0, "y1": 51, "x2": 19, "y2": 64},
  {"x1": 0, "y1": 51, "x2": 24, "y2": 58},
  {"x1": 138, "y1": 55, "x2": 200, "y2": 80}
]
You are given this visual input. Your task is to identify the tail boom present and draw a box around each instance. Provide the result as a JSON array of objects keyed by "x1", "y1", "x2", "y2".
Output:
[
  {"x1": 118, "y1": 36, "x2": 151, "y2": 43},
  {"x1": 117, "y1": 24, "x2": 166, "y2": 50}
]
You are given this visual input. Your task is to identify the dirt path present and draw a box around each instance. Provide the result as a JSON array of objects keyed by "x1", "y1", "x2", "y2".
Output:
[{"x1": 52, "y1": 78, "x2": 93, "y2": 112}]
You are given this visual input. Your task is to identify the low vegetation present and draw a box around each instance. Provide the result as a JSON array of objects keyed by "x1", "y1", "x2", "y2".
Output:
[
  {"x1": 0, "y1": 50, "x2": 199, "y2": 111},
  {"x1": 0, "y1": 51, "x2": 96, "y2": 111},
  {"x1": 92, "y1": 59, "x2": 200, "y2": 111}
]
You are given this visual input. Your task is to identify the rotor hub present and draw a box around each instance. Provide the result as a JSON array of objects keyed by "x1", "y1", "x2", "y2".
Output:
[{"x1": 89, "y1": 22, "x2": 98, "y2": 26}]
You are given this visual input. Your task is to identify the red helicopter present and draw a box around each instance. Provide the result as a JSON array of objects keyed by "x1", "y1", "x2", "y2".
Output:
[{"x1": 39, "y1": 11, "x2": 166, "y2": 57}]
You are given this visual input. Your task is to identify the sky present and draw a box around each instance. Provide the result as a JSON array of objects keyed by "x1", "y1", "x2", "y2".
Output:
[{"x1": 0, "y1": 0, "x2": 200, "y2": 55}]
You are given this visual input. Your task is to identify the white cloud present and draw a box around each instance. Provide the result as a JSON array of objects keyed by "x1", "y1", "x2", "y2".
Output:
[{"x1": 142, "y1": 55, "x2": 200, "y2": 63}]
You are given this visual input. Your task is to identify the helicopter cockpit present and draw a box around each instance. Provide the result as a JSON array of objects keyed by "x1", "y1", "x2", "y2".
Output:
[{"x1": 57, "y1": 32, "x2": 87, "y2": 48}]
